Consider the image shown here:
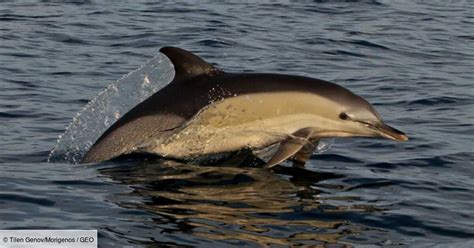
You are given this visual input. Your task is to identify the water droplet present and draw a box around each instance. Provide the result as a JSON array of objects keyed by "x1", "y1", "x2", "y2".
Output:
[{"x1": 315, "y1": 138, "x2": 335, "y2": 154}]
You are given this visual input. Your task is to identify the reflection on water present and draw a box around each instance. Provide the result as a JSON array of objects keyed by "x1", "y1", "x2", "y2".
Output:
[
  {"x1": 99, "y1": 159, "x2": 388, "y2": 247},
  {"x1": 1, "y1": 1, "x2": 473, "y2": 246}
]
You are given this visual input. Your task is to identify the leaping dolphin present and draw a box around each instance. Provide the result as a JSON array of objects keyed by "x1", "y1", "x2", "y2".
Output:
[{"x1": 82, "y1": 47, "x2": 407, "y2": 166}]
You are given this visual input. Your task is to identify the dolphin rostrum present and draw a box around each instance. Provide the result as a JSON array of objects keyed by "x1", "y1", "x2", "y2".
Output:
[{"x1": 82, "y1": 47, "x2": 408, "y2": 166}]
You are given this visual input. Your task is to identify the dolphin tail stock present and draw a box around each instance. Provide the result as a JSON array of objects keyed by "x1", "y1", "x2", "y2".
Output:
[{"x1": 265, "y1": 127, "x2": 316, "y2": 168}]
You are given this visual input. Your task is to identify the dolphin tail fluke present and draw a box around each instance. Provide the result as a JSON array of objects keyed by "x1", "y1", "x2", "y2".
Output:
[{"x1": 266, "y1": 128, "x2": 315, "y2": 168}]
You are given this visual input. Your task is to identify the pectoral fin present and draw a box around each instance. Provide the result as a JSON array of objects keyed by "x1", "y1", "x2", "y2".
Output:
[
  {"x1": 292, "y1": 139, "x2": 320, "y2": 167},
  {"x1": 266, "y1": 128, "x2": 315, "y2": 168}
]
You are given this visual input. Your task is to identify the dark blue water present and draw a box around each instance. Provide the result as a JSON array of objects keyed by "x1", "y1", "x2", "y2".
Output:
[{"x1": 1, "y1": 1, "x2": 473, "y2": 247}]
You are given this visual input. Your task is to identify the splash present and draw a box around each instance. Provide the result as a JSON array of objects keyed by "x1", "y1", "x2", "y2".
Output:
[
  {"x1": 315, "y1": 138, "x2": 335, "y2": 154},
  {"x1": 48, "y1": 53, "x2": 175, "y2": 164}
]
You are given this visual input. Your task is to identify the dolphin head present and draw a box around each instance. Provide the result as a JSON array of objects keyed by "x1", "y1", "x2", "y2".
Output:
[{"x1": 332, "y1": 96, "x2": 408, "y2": 142}]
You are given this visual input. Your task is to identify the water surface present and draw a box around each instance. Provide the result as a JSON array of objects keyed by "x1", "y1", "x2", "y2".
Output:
[{"x1": 1, "y1": 1, "x2": 473, "y2": 247}]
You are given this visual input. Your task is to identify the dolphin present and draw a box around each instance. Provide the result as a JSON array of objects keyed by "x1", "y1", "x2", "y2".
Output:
[{"x1": 82, "y1": 47, "x2": 407, "y2": 166}]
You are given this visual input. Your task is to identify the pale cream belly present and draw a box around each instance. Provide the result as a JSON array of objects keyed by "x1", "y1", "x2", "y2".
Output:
[
  {"x1": 134, "y1": 92, "x2": 345, "y2": 159},
  {"x1": 138, "y1": 113, "x2": 329, "y2": 159}
]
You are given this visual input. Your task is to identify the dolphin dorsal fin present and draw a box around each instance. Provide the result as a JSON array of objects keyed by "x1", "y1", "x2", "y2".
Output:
[{"x1": 160, "y1": 46, "x2": 221, "y2": 83}]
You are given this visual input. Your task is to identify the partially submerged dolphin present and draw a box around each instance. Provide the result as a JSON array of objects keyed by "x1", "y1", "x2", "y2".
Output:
[{"x1": 82, "y1": 47, "x2": 407, "y2": 166}]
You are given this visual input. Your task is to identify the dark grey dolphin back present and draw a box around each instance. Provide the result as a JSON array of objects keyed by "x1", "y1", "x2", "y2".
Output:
[{"x1": 81, "y1": 47, "x2": 220, "y2": 163}]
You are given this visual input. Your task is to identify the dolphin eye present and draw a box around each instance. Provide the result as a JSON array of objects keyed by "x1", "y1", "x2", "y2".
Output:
[{"x1": 339, "y1": 112, "x2": 349, "y2": 120}]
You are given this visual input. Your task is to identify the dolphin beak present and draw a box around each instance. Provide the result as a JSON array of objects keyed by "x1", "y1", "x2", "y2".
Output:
[{"x1": 373, "y1": 122, "x2": 408, "y2": 142}]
